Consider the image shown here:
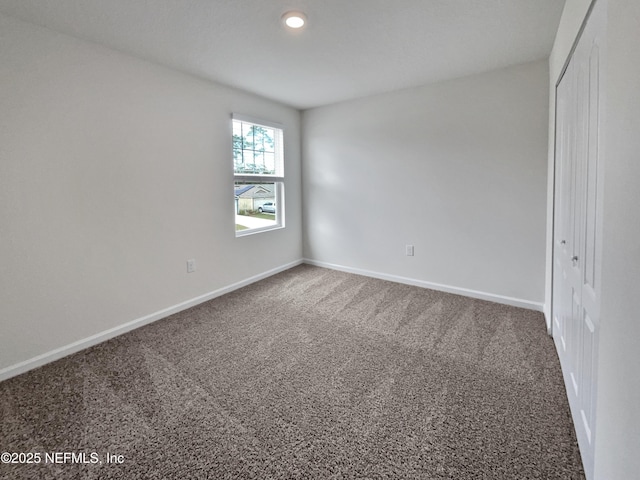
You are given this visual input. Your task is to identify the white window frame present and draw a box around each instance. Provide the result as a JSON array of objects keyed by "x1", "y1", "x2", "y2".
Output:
[{"x1": 232, "y1": 114, "x2": 285, "y2": 237}]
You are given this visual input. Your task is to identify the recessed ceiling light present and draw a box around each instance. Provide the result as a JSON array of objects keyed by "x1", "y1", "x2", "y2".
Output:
[{"x1": 282, "y1": 11, "x2": 307, "y2": 29}]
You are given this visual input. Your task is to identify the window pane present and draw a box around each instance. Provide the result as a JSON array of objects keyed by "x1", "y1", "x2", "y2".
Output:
[
  {"x1": 232, "y1": 117, "x2": 284, "y2": 235},
  {"x1": 234, "y1": 182, "x2": 279, "y2": 232},
  {"x1": 264, "y1": 152, "x2": 275, "y2": 174},
  {"x1": 253, "y1": 151, "x2": 265, "y2": 172},
  {"x1": 233, "y1": 121, "x2": 244, "y2": 174},
  {"x1": 232, "y1": 119, "x2": 282, "y2": 177},
  {"x1": 265, "y1": 128, "x2": 275, "y2": 152},
  {"x1": 243, "y1": 122, "x2": 254, "y2": 150}
]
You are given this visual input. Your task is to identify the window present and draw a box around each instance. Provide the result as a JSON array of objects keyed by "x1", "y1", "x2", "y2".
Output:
[{"x1": 233, "y1": 115, "x2": 285, "y2": 236}]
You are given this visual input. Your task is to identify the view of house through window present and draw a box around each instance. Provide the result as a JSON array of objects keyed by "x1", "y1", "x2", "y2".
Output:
[{"x1": 233, "y1": 116, "x2": 284, "y2": 235}]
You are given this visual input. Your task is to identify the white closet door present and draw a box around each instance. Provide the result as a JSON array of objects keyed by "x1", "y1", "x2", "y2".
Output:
[{"x1": 552, "y1": 1, "x2": 605, "y2": 478}]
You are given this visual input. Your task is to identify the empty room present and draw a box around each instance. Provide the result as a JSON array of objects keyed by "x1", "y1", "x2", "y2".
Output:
[{"x1": 1, "y1": 1, "x2": 638, "y2": 479}]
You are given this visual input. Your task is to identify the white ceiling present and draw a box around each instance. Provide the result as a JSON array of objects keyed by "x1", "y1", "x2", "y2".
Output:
[{"x1": 0, "y1": 0, "x2": 565, "y2": 110}]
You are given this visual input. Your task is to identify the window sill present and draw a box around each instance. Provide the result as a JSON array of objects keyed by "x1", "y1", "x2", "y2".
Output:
[{"x1": 235, "y1": 224, "x2": 285, "y2": 237}]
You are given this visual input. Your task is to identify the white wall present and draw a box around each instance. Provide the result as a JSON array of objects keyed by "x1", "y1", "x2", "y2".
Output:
[
  {"x1": 302, "y1": 60, "x2": 549, "y2": 307},
  {"x1": 594, "y1": 0, "x2": 640, "y2": 477},
  {"x1": 0, "y1": 14, "x2": 302, "y2": 375},
  {"x1": 545, "y1": 0, "x2": 593, "y2": 328}
]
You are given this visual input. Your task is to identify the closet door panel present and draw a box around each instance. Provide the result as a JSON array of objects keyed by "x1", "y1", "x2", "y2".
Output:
[{"x1": 552, "y1": 1, "x2": 605, "y2": 477}]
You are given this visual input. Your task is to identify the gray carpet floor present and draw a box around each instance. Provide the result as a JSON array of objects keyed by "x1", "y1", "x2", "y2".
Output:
[{"x1": 1, "y1": 265, "x2": 584, "y2": 479}]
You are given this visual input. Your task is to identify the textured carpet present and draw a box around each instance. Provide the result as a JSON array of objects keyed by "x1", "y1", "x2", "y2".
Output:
[{"x1": 1, "y1": 265, "x2": 584, "y2": 479}]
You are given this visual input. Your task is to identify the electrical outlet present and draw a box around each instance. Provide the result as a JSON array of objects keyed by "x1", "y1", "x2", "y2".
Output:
[
  {"x1": 187, "y1": 259, "x2": 196, "y2": 273},
  {"x1": 406, "y1": 245, "x2": 414, "y2": 256}
]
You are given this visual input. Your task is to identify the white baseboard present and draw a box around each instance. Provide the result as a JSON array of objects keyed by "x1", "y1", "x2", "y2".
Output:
[
  {"x1": 0, "y1": 259, "x2": 303, "y2": 383},
  {"x1": 303, "y1": 258, "x2": 544, "y2": 312}
]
